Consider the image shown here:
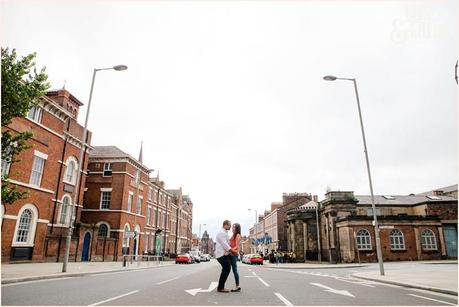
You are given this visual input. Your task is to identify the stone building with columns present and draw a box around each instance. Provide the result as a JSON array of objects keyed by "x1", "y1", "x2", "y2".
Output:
[{"x1": 286, "y1": 190, "x2": 457, "y2": 263}]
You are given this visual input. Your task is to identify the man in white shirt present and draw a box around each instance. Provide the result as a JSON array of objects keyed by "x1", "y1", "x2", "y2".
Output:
[{"x1": 215, "y1": 220, "x2": 234, "y2": 293}]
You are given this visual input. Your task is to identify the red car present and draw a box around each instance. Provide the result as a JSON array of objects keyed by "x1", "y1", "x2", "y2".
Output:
[
  {"x1": 175, "y1": 253, "x2": 193, "y2": 264},
  {"x1": 248, "y1": 254, "x2": 263, "y2": 265}
]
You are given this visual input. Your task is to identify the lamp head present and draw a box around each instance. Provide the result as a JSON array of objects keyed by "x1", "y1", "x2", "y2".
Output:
[
  {"x1": 113, "y1": 65, "x2": 128, "y2": 71},
  {"x1": 323, "y1": 75, "x2": 337, "y2": 81}
]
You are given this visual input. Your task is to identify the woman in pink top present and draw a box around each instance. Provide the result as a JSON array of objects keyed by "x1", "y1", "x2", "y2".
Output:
[{"x1": 229, "y1": 223, "x2": 242, "y2": 292}]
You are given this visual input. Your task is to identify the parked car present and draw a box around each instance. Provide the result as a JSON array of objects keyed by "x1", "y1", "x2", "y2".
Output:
[
  {"x1": 200, "y1": 254, "x2": 210, "y2": 262},
  {"x1": 175, "y1": 253, "x2": 193, "y2": 264},
  {"x1": 244, "y1": 254, "x2": 263, "y2": 265},
  {"x1": 192, "y1": 255, "x2": 201, "y2": 263}
]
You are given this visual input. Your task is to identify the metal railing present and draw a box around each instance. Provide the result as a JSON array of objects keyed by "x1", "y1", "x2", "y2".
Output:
[{"x1": 122, "y1": 254, "x2": 163, "y2": 267}]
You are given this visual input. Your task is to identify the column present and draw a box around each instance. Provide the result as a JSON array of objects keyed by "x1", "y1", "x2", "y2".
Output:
[{"x1": 414, "y1": 227, "x2": 422, "y2": 260}]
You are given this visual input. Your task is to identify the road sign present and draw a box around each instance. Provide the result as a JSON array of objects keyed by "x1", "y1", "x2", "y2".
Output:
[{"x1": 379, "y1": 225, "x2": 394, "y2": 229}]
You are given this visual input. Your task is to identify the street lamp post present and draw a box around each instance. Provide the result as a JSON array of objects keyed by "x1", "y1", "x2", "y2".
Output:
[
  {"x1": 198, "y1": 223, "x2": 206, "y2": 252},
  {"x1": 323, "y1": 75, "x2": 385, "y2": 276},
  {"x1": 248, "y1": 208, "x2": 257, "y2": 254},
  {"x1": 62, "y1": 65, "x2": 128, "y2": 273}
]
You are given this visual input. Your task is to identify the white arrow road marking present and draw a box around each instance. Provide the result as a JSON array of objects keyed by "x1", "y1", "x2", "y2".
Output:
[
  {"x1": 185, "y1": 281, "x2": 218, "y2": 296},
  {"x1": 244, "y1": 275, "x2": 258, "y2": 278},
  {"x1": 310, "y1": 283, "x2": 355, "y2": 298},
  {"x1": 274, "y1": 293, "x2": 293, "y2": 306},
  {"x1": 88, "y1": 290, "x2": 139, "y2": 306},
  {"x1": 407, "y1": 294, "x2": 457, "y2": 306}
]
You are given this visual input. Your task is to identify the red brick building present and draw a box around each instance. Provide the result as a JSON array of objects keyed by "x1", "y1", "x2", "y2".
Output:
[
  {"x1": 81, "y1": 146, "x2": 193, "y2": 261},
  {"x1": 1, "y1": 89, "x2": 92, "y2": 262}
]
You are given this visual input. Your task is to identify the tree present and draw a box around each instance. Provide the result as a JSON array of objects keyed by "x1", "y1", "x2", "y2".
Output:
[{"x1": 1, "y1": 48, "x2": 50, "y2": 205}]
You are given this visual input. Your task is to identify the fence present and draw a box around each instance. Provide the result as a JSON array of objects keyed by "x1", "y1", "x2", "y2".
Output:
[{"x1": 122, "y1": 254, "x2": 163, "y2": 267}]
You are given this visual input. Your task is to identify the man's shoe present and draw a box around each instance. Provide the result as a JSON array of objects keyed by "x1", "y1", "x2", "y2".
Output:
[
  {"x1": 217, "y1": 289, "x2": 230, "y2": 293},
  {"x1": 231, "y1": 287, "x2": 241, "y2": 292}
]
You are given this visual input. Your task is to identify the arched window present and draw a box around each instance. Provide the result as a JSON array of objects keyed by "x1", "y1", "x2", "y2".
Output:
[
  {"x1": 390, "y1": 229, "x2": 405, "y2": 250},
  {"x1": 356, "y1": 229, "x2": 372, "y2": 250},
  {"x1": 421, "y1": 229, "x2": 437, "y2": 250},
  {"x1": 59, "y1": 196, "x2": 71, "y2": 225},
  {"x1": 16, "y1": 209, "x2": 33, "y2": 243},
  {"x1": 123, "y1": 224, "x2": 130, "y2": 247},
  {"x1": 98, "y1": 224, "x2": 109, "y2": 238},
  {"x1": 64, "y1": 157, "x2": 78, "y2": 185}
]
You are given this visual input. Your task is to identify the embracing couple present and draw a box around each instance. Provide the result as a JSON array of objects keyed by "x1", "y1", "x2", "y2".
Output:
[{"x1": 215, "y1": 220, "x2": 242, "y2": 293}]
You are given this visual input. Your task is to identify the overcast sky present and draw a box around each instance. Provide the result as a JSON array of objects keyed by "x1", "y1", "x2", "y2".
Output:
[{"x1": 1, "y1": 0, "x2": 457, "y2": 240}]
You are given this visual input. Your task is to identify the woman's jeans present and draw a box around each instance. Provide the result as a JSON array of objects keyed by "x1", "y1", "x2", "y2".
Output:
[{"x1": 230, "y1": 255, "x2": 240, "y2": 286}]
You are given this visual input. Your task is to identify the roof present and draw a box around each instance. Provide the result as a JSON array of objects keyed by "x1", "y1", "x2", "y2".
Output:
[
  {"x1": 417, "y1": 184, "x2": 458, "y2": 196},
  {"x1": 90, "y1": 146, "x2": 152, "y2": 172},
  {"x1": 91, "y1": 146, "x2": 130, "y2": 158},
  {"x1": 355, "y1": 195, "x2": 457, "y2": 206}
]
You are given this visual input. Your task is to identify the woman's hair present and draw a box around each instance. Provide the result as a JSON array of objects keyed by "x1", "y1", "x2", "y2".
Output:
[{"x1": 232, "y1": 223, "x2": 241, "y2": 239}]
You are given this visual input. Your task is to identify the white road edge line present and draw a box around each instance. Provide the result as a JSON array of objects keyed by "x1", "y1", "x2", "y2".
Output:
[
  {"x1": 88, "y1": 290, "x2": 139, "y2": 306},
  {"x1": 156, "y1": 276, "x2": 180, "y2": 285},
  {"x1": 257, "y1": 277, "x2": 270, "y2": 287},
  {"x1": 407, "y1": 294, "x2": 457, "y2": 306},
  {"x1": 275, "y1": 292, "x2": 293, "y2": 306}
]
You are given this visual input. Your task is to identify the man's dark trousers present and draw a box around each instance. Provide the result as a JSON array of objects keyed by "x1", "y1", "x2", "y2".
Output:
[{"x1": 217, "y1": 255, "x2": 231, "y2": 290}]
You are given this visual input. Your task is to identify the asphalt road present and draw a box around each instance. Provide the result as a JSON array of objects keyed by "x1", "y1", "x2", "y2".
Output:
[{"x1": 2, "y1": 260, "x2": 458, "y2": 306}]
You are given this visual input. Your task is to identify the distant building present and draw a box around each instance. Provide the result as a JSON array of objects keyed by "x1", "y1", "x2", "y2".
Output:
[{"x1": 200, "y1": 230, "x2": 215, "y2": 256}]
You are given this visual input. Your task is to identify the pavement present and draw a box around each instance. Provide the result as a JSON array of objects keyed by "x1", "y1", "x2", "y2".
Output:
[
  {"x1": 264, "y1": 260, "x2": 458, "y2": 296},
  {"x1": 1, "y1": 260, "x2": 175, "y2": 284},
  {"x1": 2, "y1": 259, "x2": 457, "y2": 297},
  {"x1": 351, "y1": 265, "x2": 458, "y2": 296}
]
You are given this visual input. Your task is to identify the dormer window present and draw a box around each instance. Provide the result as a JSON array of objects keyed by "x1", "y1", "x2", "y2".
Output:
[
  {"x1": 383, "y1": 195, "x2": 396, "y2": 200},
  {"x1": 103, "y1": 163, "x2": 112, "y2": 177}
]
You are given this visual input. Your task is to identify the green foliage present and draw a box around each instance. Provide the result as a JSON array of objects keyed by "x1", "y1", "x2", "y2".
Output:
[{"x1": 1, "y1": 48, "x2": 50, "y2": 205}]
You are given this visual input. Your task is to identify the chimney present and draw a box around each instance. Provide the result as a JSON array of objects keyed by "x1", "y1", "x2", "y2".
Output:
[
  {"x1": 46, "y1": 89, "x2": 83, "y2": 119},
  {"x1": 313, "y1": 195, "x2": 318, "y2": 202},
  {"x1": 433, "y1": 190, "x2": 444, "y2": 196}
]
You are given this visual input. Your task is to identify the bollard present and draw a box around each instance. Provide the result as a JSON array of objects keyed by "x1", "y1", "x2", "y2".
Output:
[{"x1": 123, "y1": 255, "x2": 127, "y2": 267}]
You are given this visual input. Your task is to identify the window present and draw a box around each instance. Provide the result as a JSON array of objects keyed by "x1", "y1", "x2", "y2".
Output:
[
  {"x1": 136, "y1": 197, "x2": 142, "y2": 215},
  {"x1": 148, "y1": 188, "x2": 152, "y2": 201},
  {"x1": 144, "y1": 234, "x2": 149, "y2": 252},
  {"x1": 64, "y1": 157, "x2": 78, "y2": 184},
  {"x1": 390, "y1": 229, "x2": 405, "y2": 250},
  {"x1": 30, "y1": 155, "x2": 45, "y2": 186},
  {"x1": 123, "y1": 225, "x2": 130, "y2": 247},
  {"x1": 127, "y1": 193, "x2": 133, "y2": 212},
  {"x1": 421, "y1": 229, "x2": 437, "y2": 250},
  {"x1": 153, "y1": 208, "x2": 157, "y2": 226},
  {"x1": 103, "y1": 163, "x2": 112, "y2": 177},
  {"x1": 100, "y1": 191, "x2": 111, "y2": 209},
  {"x1": 1, "y1": 159, "x2": 10, "y2": 177},
  {"x1": 15, "y1": 209, "x2": 33, "y2": 243},
  {"x1": 27, "y1": 106, "x2": 42, "y2": 123},
  {"x1": 356, "y1": 229, "x2": 372, "y2": 250},
  {"x1": 59, "y1": 196, "x2": 71, "y2": 224},
  {"x1": 135, "y1": 170, "x2": 141, "y2": 185},
  {"x1": 98, "y1": 224, "x2": 109, "y2": 238},
  {"x1": 147, "y1": 206, "x2": 151, "y2": 225}
]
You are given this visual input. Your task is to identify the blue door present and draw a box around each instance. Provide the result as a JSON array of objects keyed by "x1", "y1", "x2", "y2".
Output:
[
  {"x1": 81, "y1": 232, "x2": 91, "y2": 261},
  {"x1": 443, "y1": 226, "x2": 457, "y2": 258}
]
